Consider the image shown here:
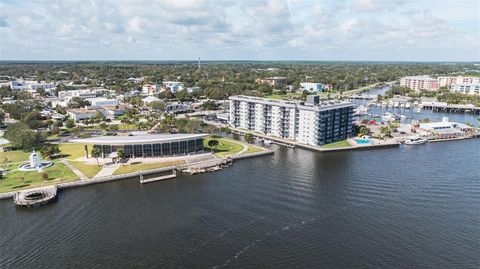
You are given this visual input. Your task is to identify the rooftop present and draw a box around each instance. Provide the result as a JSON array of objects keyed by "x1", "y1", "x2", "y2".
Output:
[
  {"x1": 229, "y1": 95, "x2": 354, "y2": 111},
  {"x1": 70, "y1": 133, "x2": 208, "y2": 145}
]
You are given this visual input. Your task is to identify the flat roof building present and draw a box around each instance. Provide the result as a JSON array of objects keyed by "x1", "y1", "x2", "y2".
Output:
[
  {"x1": 229, "y1": 95, "x2": 354, "y2": 146},
  {"x1": 71, "y1": 133, "x2": 208, "y2": 158}
]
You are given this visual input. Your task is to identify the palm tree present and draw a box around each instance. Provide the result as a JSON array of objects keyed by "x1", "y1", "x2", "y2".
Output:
[
  {"x1": 91, "y1": 148, "x2": 102, "y2": 166},
  {"x1": 116, "y1": 148, "x2": 125, "y2": 165}
]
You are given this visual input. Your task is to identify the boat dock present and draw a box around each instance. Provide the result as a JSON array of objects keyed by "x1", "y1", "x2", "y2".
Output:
[
  {"x1": 180, "y1": 157, "x2": 233, "y2": 174},
  {"x1": 139, "y1": 169, "x2": 177, "y2": 184},
  {"x1": 420, "y1": 103, "x2": 480, "y2": 114}
]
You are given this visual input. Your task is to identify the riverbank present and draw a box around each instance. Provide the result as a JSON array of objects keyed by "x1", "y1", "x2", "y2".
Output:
[{"x1": 0, "y1": 144, "x2": 274, "y2": 199}]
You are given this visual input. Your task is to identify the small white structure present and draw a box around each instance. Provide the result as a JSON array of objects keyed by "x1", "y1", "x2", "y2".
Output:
[{"x1": 18, "y1": 152, "x2": 53, "y2": 171}]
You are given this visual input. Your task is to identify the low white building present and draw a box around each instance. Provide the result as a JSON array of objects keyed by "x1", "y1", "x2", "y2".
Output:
[
  {"x1": 87, "y1": 98, "x2": 118, "y2": 108},
  {"x1": 142, "y1": 96, "x2": 161, "y2": 105},
  {"x1": 10, "y1": 80, "x2": 55, "y2": 92},
  {"x1": 166, "y1": 102, "x2": 191, "y2": 113},
  {"x1": 67, "y1": 109, "x2": 98, "y2": 122},
  {"x1": 300, "y1": 82, "x2": 323, "y2": 93},
  {"x1": 450, "y1": 83, "x2": 480, "y2": 95},
  {"x1": 162, "y1": 81, "x2": 184, "y2": 93}
]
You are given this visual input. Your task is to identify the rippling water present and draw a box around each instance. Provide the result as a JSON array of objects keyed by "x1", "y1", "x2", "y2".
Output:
[{"x1": 1, "y1": 140, "x2": 479, "y2": 268}]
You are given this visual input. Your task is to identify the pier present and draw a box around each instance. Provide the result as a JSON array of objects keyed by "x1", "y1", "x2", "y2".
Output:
[
  {"x1": 420, "y1": 103, "x2": 480, "y2": 114},
  {"x1": 139, "y1": 169, "x2": 177, "y2": 184}
]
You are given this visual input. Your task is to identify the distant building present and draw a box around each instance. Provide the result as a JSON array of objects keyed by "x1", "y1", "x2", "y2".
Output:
[
  {"x1": 162, "y1": 81, "x2": 184, "y2": 93},
  {"x1": 165, "y1": 102, "x2": 191, "y2": 114},
  {"x1": 255, "y1": 77, "x2": 287, "y2": 87},
  {"x1": 400, "y1": 76, "x2": 439, "y2": 91},
  {"x1": 10, "y1": 80, "x2": 55, "y2": 92},
  {"x1": 97, "y1": 106, "x2": 126, "y2": 119},
  {"x1": 87, "y1": 98, "x2": 118, "y2": 108},
  {"x1": 300, "y1": 82, "x2": 324, "y2": 93},
  {"x1": 142, "y1": 84, "x2": 159, "y2": 95},
  {"x1": 67, "y1": 109, "x2": 98, "y2": 122},
  {"x1": 450, "y1": 83, "x2": 480, "y2": 95},
  {"x1": 438, "y1": 76, "x2": 480, "y2": 87},
  {"x1": 229, "y1": 95, "x2": 354, "y2": 146},
  {"x1": 142, "y1": 96, "x2": 161, "y2": 106},
  {"x1": 58, "y1": 89, "x2": 100, "y2": 101}
]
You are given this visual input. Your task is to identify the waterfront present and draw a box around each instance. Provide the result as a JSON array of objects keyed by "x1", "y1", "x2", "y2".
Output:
[{"x1": 1, "y1": 139, "x2": 479, "y2": 268}]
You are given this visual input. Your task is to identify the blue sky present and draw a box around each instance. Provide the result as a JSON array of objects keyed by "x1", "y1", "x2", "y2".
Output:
[{"x1": 0, "y1": 0, "x2": 479, "y2": 61}]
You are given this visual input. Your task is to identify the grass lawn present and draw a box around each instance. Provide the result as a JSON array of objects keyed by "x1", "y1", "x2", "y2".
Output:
[
  {"x1": 243, "y1": 145, "x2": 263, "y2": 154},
  {"x1": 59, "y1": 143, "x2": 89, "y2": 160},
  {"x1": 117, "y1": 124, "x2": 139, "y2": 130},
  {"x1": 204, "y1": 137, "x2": 245, "y2": 157},
  {"x1": 320, "y1": 139, "x2": 352, "y2": 149},
  {"x1": 113, "y1": 160, "x2": 186, "y2": 175},
  {"x1": 69, "y1": 161, "x2": 102, "y2": 178},
  {"x1": 0, "y1": 150, "x2": 30, "y2": 164},
  {"x1": 0, "y1": 162, "x2": 79, "y2": 193}
]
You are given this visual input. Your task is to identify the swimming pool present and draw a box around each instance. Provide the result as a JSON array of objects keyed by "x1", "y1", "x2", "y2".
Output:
[{"x1": 354, "y1": 139, "x2": 373, "y2": 144}]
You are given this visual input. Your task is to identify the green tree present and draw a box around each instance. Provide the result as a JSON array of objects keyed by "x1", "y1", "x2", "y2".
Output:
[
  {"x1": 359, "y1": 126, "x2": 371, "y2": 136},
  {"x1": 116, "y1": 148, "x2": 125, "y2": 164},
  {"x1": 244, "y1": 133, "x2": 254, "y2": 143},
  {"x1": 91, "y1": 147, "x2": 102, "y2": 166},
  {"x1": 65, "y1": 118, "x2": 75, "y2": 128},
  {"x1": 3, "y1": 123, "x2": 41, "y2": 150},
  {"x1": 40, "y1": 144, "x2": 60, "y2": 159},
  {"x1": 208, "y1": 139, "x2": 219, "y2": 151}
]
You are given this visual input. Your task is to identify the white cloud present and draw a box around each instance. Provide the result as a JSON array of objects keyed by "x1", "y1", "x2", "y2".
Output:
[{"x1": 0, "y1": 0, "x2": 478, "y2": 61}]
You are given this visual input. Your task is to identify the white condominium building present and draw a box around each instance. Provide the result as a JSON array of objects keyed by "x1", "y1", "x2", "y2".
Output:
[
  {"x1": 229, "y1": 95, "x2": 354, "y2": 146},
  {"x1": 400, "y1": 76, "x2": 439, "y2": 91},
  {"x1": 438, "y1": 76, "x2": 480, "y2": 87},
  {"x1": 450, "y1": 83, "x2": 480, "y2": 95}
]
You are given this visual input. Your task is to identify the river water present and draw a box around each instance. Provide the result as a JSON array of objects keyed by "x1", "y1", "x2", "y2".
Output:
[
  {"x1": 355, "y1": 86, "x2": 480, "y2": 127},
  {"x1": 1, "y1": 138, "x2": 479, "y2": 268}
]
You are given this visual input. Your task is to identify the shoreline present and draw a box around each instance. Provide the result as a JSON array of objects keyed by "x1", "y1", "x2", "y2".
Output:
[{"x1": 0, "y1": 149, "x2": 274, "y2": 200}]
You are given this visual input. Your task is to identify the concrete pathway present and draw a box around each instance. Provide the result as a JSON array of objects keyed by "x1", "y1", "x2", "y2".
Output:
[
  {"x1": 93, "y1": 164, "x2": 120, "y2": 178},
  {"x1": 236, "y1": 143, "x2": 249, "y2": 155},
  {"x1": 60, "y1": 159, "x2": 88, "y2": 180}
]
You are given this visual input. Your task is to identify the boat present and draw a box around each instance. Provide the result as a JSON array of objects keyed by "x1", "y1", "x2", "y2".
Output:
[
  {"x1": 264, "y1": 139, "x2": 273, "y2": 145},
  {"x1": 403, "y1": 137, "x2": 428, "y2": 145},
  {"x1": 354, "y1": 105, "x2": 368, "y2": 116}
]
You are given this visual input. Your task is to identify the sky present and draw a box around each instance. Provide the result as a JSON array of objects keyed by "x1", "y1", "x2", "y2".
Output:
[{"x1": 0, "y1": 0, "x2": 479, "y2": 61}]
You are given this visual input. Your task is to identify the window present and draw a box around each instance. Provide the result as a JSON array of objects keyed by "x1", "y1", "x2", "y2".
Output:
[
  {"x1": 143, "y1": 144, "x2": 152, "y2": 157},
  {"x1": 196, "y1": 139, "x2": 204, "y2": 152},
  {"x1": 153, "y1": 144, "x2": 162, "y2": 157},
  {"x1": 162, "y1": 143, "x2": 171, "y2": 156},
  {"x1": 179, "y1": 141, "x2": 187, "y2": 154},
  {"x1": 134, "y1": 145, "x2": 143, "y2": 157},
  {"x1": 102, "y1": 145, "x2": 112, "y2": 157},
  {"x1": 124, "y1": 145, "x2": 133, "y2": 158},
  {"x1": 171, "y1": 142, "x2": 179, "y2": 155},
  {"x1": 188, "y1": 139, "x2": 196, "y2": 153}
]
